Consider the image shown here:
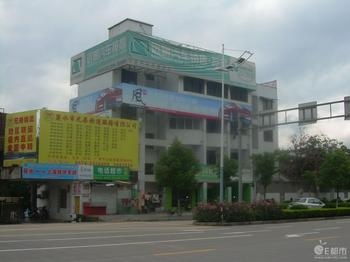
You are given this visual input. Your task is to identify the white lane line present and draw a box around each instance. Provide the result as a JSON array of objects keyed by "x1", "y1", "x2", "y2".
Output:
[
  {"x1": 0, "y1": 231, "x2": 203, "y2": 243},
  {"x1": 0, "y1": 234, "x2": 252, "y2": 253},
  {"x1": 285, "y1": 231, "x2": 319, "y2": 238},
  {"x1": 314, "y1": 227, "x2": 341, "y2": 231},
  {"x1": 265, "y1": 225, "x2": 293, "y2": 229},
  {"x1": 222, "y1": 229, "x2": 270, "y2": 235},
  {"x1": 335, "y1": 220, "x2": 350, "y2": 224}
]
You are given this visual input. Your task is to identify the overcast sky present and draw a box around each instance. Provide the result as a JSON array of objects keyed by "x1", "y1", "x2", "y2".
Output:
[{"x1": 1, "y1": 0, "x2": 349, "y2": 148}]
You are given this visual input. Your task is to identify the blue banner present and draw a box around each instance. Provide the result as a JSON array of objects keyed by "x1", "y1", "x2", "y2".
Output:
[{"x1": 22, "y1": 163, "x2": 78, "y2": 180}]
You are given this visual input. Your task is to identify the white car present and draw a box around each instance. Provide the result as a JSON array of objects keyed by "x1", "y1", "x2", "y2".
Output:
[{"x1": 288, "y1": 197, "x2": 325, "y2": 208}]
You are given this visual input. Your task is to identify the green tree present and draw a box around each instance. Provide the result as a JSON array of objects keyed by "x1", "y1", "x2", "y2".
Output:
[
  {"x1": 278, "y1": 132, "x2": 344, "y2": 196},
  {"x1": 223, "y1": 156, "x2": 238, "y2": 188},
  {"x1": 252, "y1": 152, "x2": 276, "y2": 199},
  {"x1": 319, "y1": 148, "x2": 350, "y2": 201},
  {"x1": 155, "y1": 139, "x2": 200, "y2": 209}
]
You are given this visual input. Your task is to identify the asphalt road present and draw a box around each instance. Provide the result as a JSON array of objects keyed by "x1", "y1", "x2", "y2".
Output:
[{"x1": 0, "y1": 218, "x2": 349, "y2": 262}]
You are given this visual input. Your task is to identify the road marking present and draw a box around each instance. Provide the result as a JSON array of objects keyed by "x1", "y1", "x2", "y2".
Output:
[
  {"x1": 0, "y1": 234, "x2": 252, "y2": 253},
  {"x1": 222, "y1": 229, "x2": 270, "y2": 235},
  {"x1": 0, "y1": 231, "x2": 203, "y2": 243},
  {"x1": 180, "y1": 229, "x2": 205, "y2": 232},
  {"x1": 266, "y1": 225, "x2": 293, "y2": 229},
  {"x1": 314, "y1": 227, "x2": 340, "y2": 231},
  {"x1": 154, "y1": 248, "x2": 215, "y2": 256},
  {"x1": 304, "y1": 236, "x2": 340, "y2": 241},
  {"x1": 285, "y1": 232, "x2": 319, "y2": 238},
  {"x1": 335, "y1": 220, "x2": 350, "y2": 224}
]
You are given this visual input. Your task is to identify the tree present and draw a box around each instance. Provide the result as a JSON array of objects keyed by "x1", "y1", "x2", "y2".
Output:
[
  {"x1": 155, "y1": 139, "x2": 200, "y2": 209},
  {"x1": 278, "y1": 132, "x2": 344, "y2": 196},
  {"x1": 223, "y1": 156, "x2": 238, "y2": 188},
  {"x1": 252, "y1": 152, "x2": 276, "y2": 199},
  {"x1": 319, "y1": 148, "x2": 350, "y2": 201}
]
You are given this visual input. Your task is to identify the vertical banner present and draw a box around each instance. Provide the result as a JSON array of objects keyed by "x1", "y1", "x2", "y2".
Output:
[
  {"x1": 39, "y1": 109, "x2": 139, "y2": 170},
  {"x1": 3, "y1": 110, "x2": 37, "y2": 167}
]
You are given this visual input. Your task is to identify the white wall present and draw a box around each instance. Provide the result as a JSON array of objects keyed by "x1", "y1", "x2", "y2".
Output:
[{"x1": 78, "y1": 72, "x2": 113, "y2": 96}]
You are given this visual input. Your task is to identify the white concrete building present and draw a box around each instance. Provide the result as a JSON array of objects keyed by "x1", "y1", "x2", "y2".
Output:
[{"x1": 69, "y1": 19, "x2": 278, "y2": 206}]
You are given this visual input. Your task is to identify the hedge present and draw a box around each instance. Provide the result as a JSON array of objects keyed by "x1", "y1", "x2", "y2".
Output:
[{"x1": 193, "y1": 202, "x2": 350, "y2": 223}]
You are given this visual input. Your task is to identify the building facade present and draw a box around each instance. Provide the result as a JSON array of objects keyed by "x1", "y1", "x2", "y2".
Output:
[{"x1": 69, "y1": 19, "x2": 279, "y2": 206}]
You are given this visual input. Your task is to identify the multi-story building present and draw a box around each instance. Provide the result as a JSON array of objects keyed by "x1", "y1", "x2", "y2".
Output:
[{"x1": 69, "y1": 18, "x2": 278, "y2": 208}]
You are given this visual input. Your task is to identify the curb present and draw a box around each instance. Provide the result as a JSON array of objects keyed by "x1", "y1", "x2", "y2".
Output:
[{"x1": 193, "y1": 215, "x2": 350, "y2": 226}]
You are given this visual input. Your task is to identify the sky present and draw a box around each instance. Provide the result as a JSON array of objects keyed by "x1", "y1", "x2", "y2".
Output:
[{"x1": 1, "y1": 0, "x2": 349, "y2": 148}]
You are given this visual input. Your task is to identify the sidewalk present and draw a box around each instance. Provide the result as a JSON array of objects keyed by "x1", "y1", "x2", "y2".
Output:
[{"x1": 97, "y1": 211, "x2": 194, "y2": 222}]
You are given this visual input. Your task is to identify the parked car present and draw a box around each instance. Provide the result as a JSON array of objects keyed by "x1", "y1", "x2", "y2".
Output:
[{"x1": 288, "y1": 197, "x2": 325, "y2": 209}]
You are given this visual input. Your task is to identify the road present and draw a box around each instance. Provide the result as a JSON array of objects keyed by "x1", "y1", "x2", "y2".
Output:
[{"x1": 0, "y1": 218, "x2": 349, "y2": 262}]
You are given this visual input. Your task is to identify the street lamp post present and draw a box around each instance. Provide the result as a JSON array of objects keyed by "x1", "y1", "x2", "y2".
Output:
[
  {"x1": 217, "y1": 46, "x2": 253, "y2": 203},
  {"x1": 219, "y1": 44, "x2": 225, "y2": 203}
]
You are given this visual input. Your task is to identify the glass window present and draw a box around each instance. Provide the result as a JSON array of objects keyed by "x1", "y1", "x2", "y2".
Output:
[
  {"x1": 261, "y1": 97, "x2": 274, "y2": 111},
  {"x1": 184, "y1": 77, "x2": 204, "y2": 94},
  {"x1": 263, "y1": 130, "x2": 273, "y2": 142},
  {"x1": 207, "y1": 81, "x2": 221, "y2": 98},
  {"x1": 169, "y1": 117, "x2": 176, "y2": 129},
  {"x1": 121, "y1": 69, "x2": 137, "y2": 84},
  {"x1": 230, "y1": 85, "x2": 248, "y2": 102},
  {"x1": 207, "y1": 150, "x2": 217, "y2": 165},
  {"x1": 145, "y1": 163, "x2": 154, "y2": 175},
  {"x1": 193, "y1": 119, "x2": 200, "y2": 130},
  {"x1": 185, "y1": 118, "x2": 192, "y2": 129},
  {"x1": 177, "y1": 118, "x2": 185, "y2": 129},
  {"x1": 207, "y1": 119, "x2": 220, "y2": 133}
]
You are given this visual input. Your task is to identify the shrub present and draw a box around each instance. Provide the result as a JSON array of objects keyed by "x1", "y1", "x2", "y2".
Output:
[
  {"x1": 224, "y1": 202, "x2": 254, "y2": 222},
  {"x1": 193, "y1": 202, "x2": 350, "y2": 223},
  {"x1": 289, "y1": 204, "x2": 309, "y2": 210},
  {"x1": 339, "y1": 202, "x2": 350, "y2": 208},
  {"x1": 324, "y1": 202, "x2": 337, "y2": 208},
  {"x1": 282, "y1": 208, "x2": 350, "y2": 219},
  {"x1": 193, "y1": 203, "x2": 222, "y2": 222},
  {"x1": 251, "y1": 200, "x2": 282, "y2": 220}
]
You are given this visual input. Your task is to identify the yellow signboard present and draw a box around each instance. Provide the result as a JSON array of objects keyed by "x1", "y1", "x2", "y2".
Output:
[
  {"x1": 4, "y1": 110, "x2": 37, "y2": 167},
  {"x1": 39, "y1": 109, "x2": 139, "y2": 170}
]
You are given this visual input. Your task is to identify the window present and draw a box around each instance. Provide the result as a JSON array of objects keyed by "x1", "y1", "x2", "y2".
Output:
[
  {"x1": 169, "y1": 118, "x2": 176, "y2": 129},
  {"x1": 59, "y1": 189, "x2": 67, "y2": 209},
  {"x1": 261, "y1": 97, "x2": 274, "y2": 111},
  {"x1": 145, "y1": 133, "x2": 155, "y2": 139},
  {"x1": 184, "y1": 77, "x2": 204, "y2": 94},
  {"x1": 230, "y1": 85, "x2": 248, "y2": 102},
  {"x1": 207, "y1": 150, "x2": 217, "y2": 165},
  {"x1": 206, "y1": 119, "x2": 220, "y2": 133},
  {"x1": 207, "y1": 81, "x2": 221, "y2": 98},
  {"x1": 177, "y1": 118, "x2": 185, "y2": 129},
  {"x1": 145, "y1": 163, "x2": 154, "y2": 175},
  {"x1": 185, "y1": 118, "x2": 192, "y2": 129},
  {"x1": 263, "y1": 130, "x2": 273, "y2": 142},
  {"x1": 121, "y1": 69, "x2": 137, "y2": 84},
  {"x1": 169, "y1": 117, "x2": 201, "y2": 130},
  {"x1": 145, "y1": 73, "x2": 155, "y2": 81}
]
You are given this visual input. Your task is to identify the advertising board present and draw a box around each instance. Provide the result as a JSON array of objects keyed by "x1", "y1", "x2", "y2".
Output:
[
  {"x1": 39, "y1": 109, "x2": 139, "y2": 170},
  {"x1": 93, "y1": 166, "x2": 129, "y2": 181},
  {"x1": 3, "y1": 110, "x2": 37, "y2": 167},
  {"x1": 70, "y1": 83, "x2": 252, "y2": 122},
  {"x1": 22, "y1": 163, "x2": 78, "y2": 180}
]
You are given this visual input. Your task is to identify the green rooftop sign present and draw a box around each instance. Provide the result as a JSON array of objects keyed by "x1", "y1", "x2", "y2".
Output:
[{"x1": 71, "y1": 31, "x2": 256, "y2": 90}]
